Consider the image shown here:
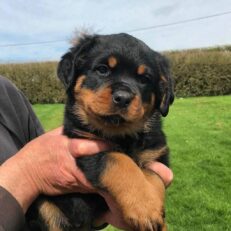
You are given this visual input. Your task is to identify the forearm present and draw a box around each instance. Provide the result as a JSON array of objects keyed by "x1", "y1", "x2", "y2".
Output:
[
  {"x1": 0, "y1": 153, "x2": 39, "y2": 213},
  {"x1": 0, "y1": 186, "x2": 25, "y2": 231}
]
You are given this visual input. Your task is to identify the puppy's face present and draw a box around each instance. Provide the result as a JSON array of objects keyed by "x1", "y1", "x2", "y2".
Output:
[{"x1": 58, "y1": 33, "x2": 174, "y2": 136}]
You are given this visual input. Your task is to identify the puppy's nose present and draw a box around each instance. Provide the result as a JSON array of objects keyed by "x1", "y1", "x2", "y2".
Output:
[{"x1": 112, "y1": 90, "x2": 133, "y2": 108}]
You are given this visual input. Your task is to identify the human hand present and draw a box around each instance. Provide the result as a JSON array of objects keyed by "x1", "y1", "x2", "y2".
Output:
[{"x1": 0, "y1": 127, "x2": 109, "y2": 213}]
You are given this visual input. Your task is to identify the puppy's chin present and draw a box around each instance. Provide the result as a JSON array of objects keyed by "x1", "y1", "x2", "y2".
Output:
[
  {"x1": 99, "y1": 114, "x2": 126, "y2": 125},
  {"x1": 74, "y1": 106, "x2": 145, "y2": 137}
]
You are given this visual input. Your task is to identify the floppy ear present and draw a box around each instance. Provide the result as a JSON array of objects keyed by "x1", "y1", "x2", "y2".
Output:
[
  {"x1": 57, "y1": 52, "x2": 74, "y2": 88},
  {"x1": 155, "y1": 54, "x2": 174, "y2": 117},
  {"x1": 57, "y1": 35, "x2": 96, "y2": 89}
]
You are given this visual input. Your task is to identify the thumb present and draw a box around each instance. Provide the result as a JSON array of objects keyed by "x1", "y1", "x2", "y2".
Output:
[{"x1": 147, "y1": 162, "x2": 173, "y2": 187}]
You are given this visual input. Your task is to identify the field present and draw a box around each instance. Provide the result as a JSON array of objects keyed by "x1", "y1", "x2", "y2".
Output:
[{"x1": 33, "y1": 96, "x2": 231, "y2": 230}]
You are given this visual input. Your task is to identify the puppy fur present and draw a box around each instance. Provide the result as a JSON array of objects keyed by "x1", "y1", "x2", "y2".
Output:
[{"x1": 27, "y1": 33, "x2": 174, "y2": 231}]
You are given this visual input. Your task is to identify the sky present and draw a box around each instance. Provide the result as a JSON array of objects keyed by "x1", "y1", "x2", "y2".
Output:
[{"x1": 0, "y1": 0, "x2": 231, "y2": 63}]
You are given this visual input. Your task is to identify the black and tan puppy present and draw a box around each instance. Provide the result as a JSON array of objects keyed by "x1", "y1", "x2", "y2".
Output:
[{"x1": 27, "y1": 33, "x2": 174, "y2": 231}]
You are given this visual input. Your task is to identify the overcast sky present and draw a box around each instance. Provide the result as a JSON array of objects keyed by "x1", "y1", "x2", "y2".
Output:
[{"x1": 0, "y1": 0, "x2": 231, "y2": 63}]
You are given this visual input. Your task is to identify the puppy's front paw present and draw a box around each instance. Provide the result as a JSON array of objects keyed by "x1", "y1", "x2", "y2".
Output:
[
  {"x1": 123, "y1": 200, "x2": 165, "y2": 231},
  {"x1": 120, "y1": 180, "x2": 166, "y2": 231}
]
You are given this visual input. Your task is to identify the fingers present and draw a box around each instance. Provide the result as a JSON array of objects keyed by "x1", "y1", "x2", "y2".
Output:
[
  {"x1": 98, "y1": 191, "x2": 128, "y2": 230},
  {"x1": 47, "y1": 127, "x2": 110, "y2": 156},
  {"x1": 101, "y1": 211, "x2": 127, "y2": 230},
  {"x1": 68, "y1": 139, "x2": 110, "y2": 157},
  {"x1": 147, "y1": 162, "x2": 173, "y2": 187}
]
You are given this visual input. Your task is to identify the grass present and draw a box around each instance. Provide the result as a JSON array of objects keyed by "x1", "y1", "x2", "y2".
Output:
[
  {"x1": 33, "y1": 96, "x2": 231, "y2": 230},
  {"x1": 33, "y1": 104, "x2": 64, "y2": 130}
]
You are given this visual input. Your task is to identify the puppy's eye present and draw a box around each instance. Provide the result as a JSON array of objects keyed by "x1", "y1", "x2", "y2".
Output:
[
  {"x1": 138, "y1": 74, "x2": 151, "y2": 85},
  {"x1": 95, "y1": 64, "x2": 110, "y2": 76}
]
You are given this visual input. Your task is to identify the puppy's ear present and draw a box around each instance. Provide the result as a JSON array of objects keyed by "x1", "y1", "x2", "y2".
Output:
[
  {"x1": 155, "y1": 54, "x2": 174, "y2": 117},
  {"x1": 57, "y1": 35, "x2": 96, "y2": 89},
  {"x1": 57, "y1": 52, "x2": 74, "y2": 88}
]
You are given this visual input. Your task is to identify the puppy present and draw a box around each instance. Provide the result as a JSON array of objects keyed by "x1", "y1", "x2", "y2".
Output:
[{"x1": 27, "y1": 33, "x2": 174, "y2": 231}]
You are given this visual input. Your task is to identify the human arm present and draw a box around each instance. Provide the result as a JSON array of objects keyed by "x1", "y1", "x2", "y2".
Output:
[
  {"x1": 0, "y1": 127, "x2": 109, "y2": 212},
  {"x1": 0, "y1": 127, "x2": 109, "y2": 231}
]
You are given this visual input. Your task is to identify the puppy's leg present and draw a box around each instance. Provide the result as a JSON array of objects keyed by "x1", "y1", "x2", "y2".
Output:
[
  {"x1": 26, "y1": 198, "x2": 70, "y2": 231},
  {"x1": 141, "y1": 169, "x2": 167, "y2": 231},
  {"x1": 27, "y1": 196, "x2": 95, "y2": 231},
  {"x1": 77, "y1": 152, "x2": 166, "y2": 231}
]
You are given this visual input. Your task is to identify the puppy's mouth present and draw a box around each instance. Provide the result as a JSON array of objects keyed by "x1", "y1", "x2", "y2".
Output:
[
  {"x1": 79, "y1": 107, "x2": 145, "y2": 136},
  {"x1": 99, "y1": 114, "x2": 126, "y2": 125}
]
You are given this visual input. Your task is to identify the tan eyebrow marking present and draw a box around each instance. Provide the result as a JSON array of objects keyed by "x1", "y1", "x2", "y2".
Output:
[
  {"x1": 108, "y1": 56, "x2": 117, "y2": 68},
  {"x1": 137, "y1": 64, "x2": 147, "y2": 75}
]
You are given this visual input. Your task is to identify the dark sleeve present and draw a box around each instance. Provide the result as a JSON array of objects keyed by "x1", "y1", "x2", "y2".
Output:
[
  {"x1": 0, "y1": 76, "x2": 44, "y2": 230},
  {"x1": 0, "y1": 75, "x2": 44, "y2": 164},
  {"x1": 0, "y1": 186, "x2": 25, "y2": 231}
]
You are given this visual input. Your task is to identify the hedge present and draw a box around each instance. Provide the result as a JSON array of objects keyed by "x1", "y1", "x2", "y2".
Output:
[
  {"x1": 0, "y1": 47, "x2": 230, "y2": 103},
  {"x1": 166, "y1": 48, "x2": 231, "y2": 97},
  {"x1": 0, "y1": 62, "x2": 65, "y2": 103}
]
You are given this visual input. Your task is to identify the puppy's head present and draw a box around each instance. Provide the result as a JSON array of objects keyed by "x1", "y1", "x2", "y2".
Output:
[{"x1": 58, "y1": 33, "x2": 174, "y2": 136}]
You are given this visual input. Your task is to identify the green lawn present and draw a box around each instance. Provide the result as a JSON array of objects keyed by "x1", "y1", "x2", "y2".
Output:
[{"x1": 33, "y1": 96, "x2": 231, "y2": 231}]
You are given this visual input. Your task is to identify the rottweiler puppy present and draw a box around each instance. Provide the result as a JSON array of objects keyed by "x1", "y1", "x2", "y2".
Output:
[{"x1": 27, "y1": 33, "x2": 174, "y2": 231}]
